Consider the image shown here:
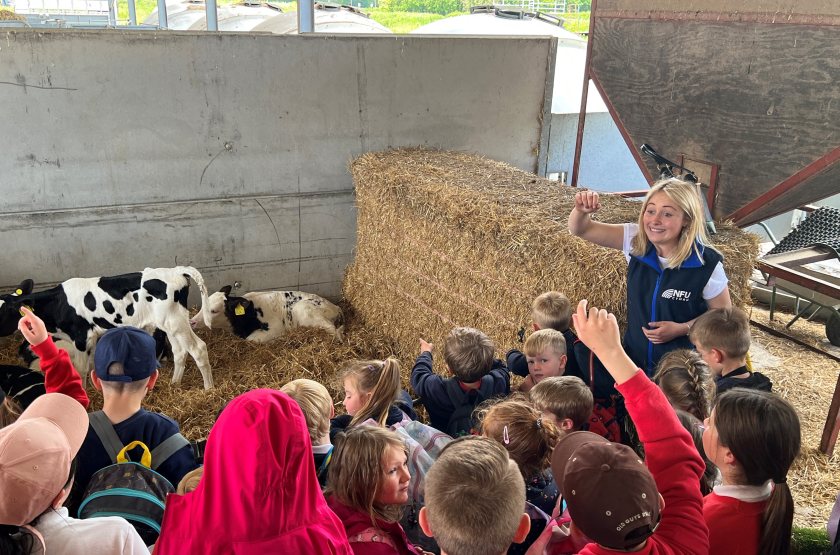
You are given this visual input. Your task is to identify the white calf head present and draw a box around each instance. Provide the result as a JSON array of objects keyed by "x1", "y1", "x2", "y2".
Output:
[{"x1": 190, "y1": 286, "x2": 234, "y2": 331}]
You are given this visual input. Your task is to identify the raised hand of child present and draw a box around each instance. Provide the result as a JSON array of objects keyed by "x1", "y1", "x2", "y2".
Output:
[
  {"x1": 572, "y1": 300, "x2": 638, "y2": 385},
  {"x1": 574, "y1": 190, "x2": 601, "y2": 214},
  {"x1": 18, "y1": 306, "x2": 49, "y2": 347},
  {"x1": 419, "y1": 339, "x2": 434, "y2": 354}
]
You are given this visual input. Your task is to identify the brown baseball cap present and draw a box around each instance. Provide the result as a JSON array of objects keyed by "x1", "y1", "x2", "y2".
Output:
[
  {"x1": 0, "y1": 393, "x2": 88, "y2": 526},
  {"x1": 551, "y1": 431, "x2": 661, "y2": 550}
]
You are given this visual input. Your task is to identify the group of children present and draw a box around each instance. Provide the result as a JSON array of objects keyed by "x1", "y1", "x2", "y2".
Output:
[{"x1": 0, "y1": 279, "x2": 804, "y2": 555}]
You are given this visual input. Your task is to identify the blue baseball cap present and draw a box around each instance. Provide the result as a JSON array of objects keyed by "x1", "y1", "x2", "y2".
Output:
[{"x1": 94, "y1": 327, "x2": 160, "y2": 382}]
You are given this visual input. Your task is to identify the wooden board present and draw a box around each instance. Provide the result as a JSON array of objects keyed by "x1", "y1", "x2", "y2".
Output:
[
  {"x1": 598, "y1": 0, "x2": 840, "y2": 17},
  {"x1": 589, "y1": 16, "x2": 840, "y2": 223}
]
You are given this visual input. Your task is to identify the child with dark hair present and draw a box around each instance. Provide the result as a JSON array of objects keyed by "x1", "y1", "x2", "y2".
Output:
[
  {"x1": 529, "y1": 376, "x2": 593, "y2": 433},
  {"x1": 675, "y1": 410, "x2": 718, "y2": 496},
  {"x1": 702, "y1": 389, "x2": 800, "y2": 554}
]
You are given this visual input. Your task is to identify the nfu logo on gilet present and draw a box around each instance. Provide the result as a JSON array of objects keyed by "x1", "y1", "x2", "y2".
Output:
[{"x1": 661, "y1": 289, "x2": 692, "y2": 301}]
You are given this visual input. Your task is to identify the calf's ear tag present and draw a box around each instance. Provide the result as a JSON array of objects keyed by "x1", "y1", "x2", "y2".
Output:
[
  {"x1": 14, "y1": 289, "x2": 22, "y2": 296},
  {"x1": 234, "y1": 304, "x2": 246, "y2": 316}
]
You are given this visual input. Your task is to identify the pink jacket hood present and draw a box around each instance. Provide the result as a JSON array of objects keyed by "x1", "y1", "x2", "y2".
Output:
[{"x1": 155, "y1": 388, "x2": 352, "y2": 555}]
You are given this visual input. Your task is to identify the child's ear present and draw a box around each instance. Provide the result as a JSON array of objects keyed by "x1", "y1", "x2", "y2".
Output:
[
  {"x1": 711, "y1": 348, "x2": 725, "y2": 364},
  {"x1": 513, "y1": 513, "x2": 531, "y2": 543},
  {"x1": 418, "y1": 507, "x2": 434, "y2": 538},
  {"x1": 147, "y1": 369, "x2": 160, "y2": 390},
  {"x1": 559, "y1": 354, "x2": 567, "y2": 369},
  {"x1": 722, "y1": 447, "x2": 737, "y2": 467},
  {"x1": 560, "y1": 418, "x2": 575, "y2": 431},
  {"x1": 330, "y1": 404, "x2": 336, "y2": 419},
  {"x1": 91, "y1": 372, "x2": 103, "y2": 392},
  {"x1": 532, "y1": 323, "x2": 540, "y2": 332}
]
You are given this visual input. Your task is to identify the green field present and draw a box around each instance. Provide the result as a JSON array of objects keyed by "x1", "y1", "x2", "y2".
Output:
[{"x1": 365, "y1": 8, "x2": 449, "y2": 33}]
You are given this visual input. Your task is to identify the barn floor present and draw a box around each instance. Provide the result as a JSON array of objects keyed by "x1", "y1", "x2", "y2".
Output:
[{"x1": 0, "y1": 301, "x2": 837, "y2": 529}]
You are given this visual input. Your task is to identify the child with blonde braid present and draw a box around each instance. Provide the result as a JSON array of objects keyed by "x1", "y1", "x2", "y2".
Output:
[
  {"x1": 652, "y1": 349, "x2": 715, "y2": 421},
  {"x1": 331, "y1": 358, "x2": 417, "y2": 441},
  {"x1": 703, "y1": 389, "x2": 800, "y2": 554}
]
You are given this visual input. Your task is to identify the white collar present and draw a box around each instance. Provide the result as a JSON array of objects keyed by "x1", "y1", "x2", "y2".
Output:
[
  {"x1": 312, "y1": 443, "x2": 333, "y2": 455},
  {"x1": 713, "y1": 480, "x2": 773, "y2": 502}
]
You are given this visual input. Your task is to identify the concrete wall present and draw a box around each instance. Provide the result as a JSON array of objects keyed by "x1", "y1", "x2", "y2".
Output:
[
  {"x1": 0, "y1": 30, "x2": 554, "y2": 300},
  {"x1": 546, "y1": 112, "x2": 648, "y2": 192}
]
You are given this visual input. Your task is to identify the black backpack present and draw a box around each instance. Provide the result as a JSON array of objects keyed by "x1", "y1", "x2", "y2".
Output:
[
  {"x1": 443, "y1": 377, "x2": 495, "y2": 437},
  {"x1": 77, "y1": 411, "x2": 191, "y2": 544}
]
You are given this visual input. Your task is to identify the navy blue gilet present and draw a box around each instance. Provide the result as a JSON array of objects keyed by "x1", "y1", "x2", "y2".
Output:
[{"x1": 624, "y1": 242, "x2": 722, "y2": 375}]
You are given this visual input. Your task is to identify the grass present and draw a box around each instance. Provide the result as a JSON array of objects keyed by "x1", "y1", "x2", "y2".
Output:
[
  {"x1": 792, "y1": 527, "x2": 832, "y2": 554},
  {"x1": 558, "y1": 10, "x2": 589, "y2": 34},
  {"x1": 364, "y1": 8, "x2": 451, "y2": 33}
]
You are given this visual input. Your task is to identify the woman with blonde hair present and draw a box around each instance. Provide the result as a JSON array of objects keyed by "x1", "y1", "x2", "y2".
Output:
[{"x1": 568, "y1": 178, "x2": 732, "y2": 373}]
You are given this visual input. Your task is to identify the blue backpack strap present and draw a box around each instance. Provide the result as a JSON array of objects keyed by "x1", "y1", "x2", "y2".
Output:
[
  {"x1": 88, "y1": 411, "x2": 124, "y2": 464},
  {"x1": 317, "y1": 445, "x2": 334, "y2": 476},
  {"x1": 150, "y1": 433, "x2": 191, "y2": 470}
]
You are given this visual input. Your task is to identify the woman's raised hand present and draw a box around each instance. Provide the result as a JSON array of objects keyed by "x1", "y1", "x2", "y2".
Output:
[{"x1": 574, "y1": 190, "x2": 601, "y2": 214}]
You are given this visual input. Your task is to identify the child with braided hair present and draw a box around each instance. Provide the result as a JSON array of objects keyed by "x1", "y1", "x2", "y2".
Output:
[{"x1": 653, "y1": 349, "x2": 715, "y2": 421}]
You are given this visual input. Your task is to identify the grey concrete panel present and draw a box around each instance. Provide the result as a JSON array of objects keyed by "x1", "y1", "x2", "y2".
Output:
[
  {"x1": 1, "y1": 192, "x2": 355, "y2": 300},
  {"x1": 0, "y1": 30, "x2": 553, "y2": 298}
]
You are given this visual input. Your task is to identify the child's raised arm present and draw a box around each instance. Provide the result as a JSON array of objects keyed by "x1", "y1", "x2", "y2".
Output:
[
  {"x1": 571, "y1": 300, "x2": 638, "y2": 386},
  {"x1": 19, "y1": 307, "x2": 89, "y2": 409}
]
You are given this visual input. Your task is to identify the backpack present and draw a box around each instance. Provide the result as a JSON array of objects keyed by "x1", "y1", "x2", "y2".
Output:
[
  {"x1": 389, "y1": 414, "x2": 451, "y2": 555},
  {"x1": 78, "y1": 411, "x2": 190, "y2": 544},
  {"x1": 443, "y1": 377, "x2": 495, "y2": 437},
  {"x1": 389, "y1": 415, "x2": 453, "y2": 504}
]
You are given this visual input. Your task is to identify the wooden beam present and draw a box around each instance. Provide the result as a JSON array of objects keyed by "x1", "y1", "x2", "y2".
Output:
[
  {"x1": 728, "y1": 145, "x2": 840, "y2": 226},
  {"x1": 589, "y1": 72, "x2": 655, "y2": 186},
  {"x1": 570, "y1": 0, "x2": 598, "y2": 188}
]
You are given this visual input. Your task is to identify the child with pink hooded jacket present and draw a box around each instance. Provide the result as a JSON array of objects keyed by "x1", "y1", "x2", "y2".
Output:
[{"x1": 154, "y1": 389, "x2": 353, "y2": 555}]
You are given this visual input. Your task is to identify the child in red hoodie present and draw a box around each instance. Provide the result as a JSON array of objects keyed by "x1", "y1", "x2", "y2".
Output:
[{"x1": 533, "y1": 300, "x2": 709, "y2": 555}]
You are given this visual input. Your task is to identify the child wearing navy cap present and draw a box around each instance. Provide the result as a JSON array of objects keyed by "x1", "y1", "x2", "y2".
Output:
[{"x1": 68, "y1": 326, "x2": 198, "y2": 513}]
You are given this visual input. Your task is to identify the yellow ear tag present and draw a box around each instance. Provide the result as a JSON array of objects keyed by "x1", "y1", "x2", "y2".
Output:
[
  {"x1": 234, "y1": 304, "x2": 246, "y2": 316},
  {"x1": 14, "y1": 289, "x2": 22, "y2": 296},
  {"x1": 19, "y1": 305, "x2": 33, "y2": 316}
]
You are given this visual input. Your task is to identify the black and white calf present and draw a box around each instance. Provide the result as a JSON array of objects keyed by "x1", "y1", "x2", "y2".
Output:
[
  {"x1": 190, "y1": 285, "x2": 344, "y2": 342},
  {"x1": 0, "y1": 267, "x2": 213, "y2": 389}
]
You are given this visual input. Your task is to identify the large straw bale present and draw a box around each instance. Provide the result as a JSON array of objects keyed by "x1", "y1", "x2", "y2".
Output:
[{"x1": 344, "y1": 148, "x2": 759, "y2": 370}]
